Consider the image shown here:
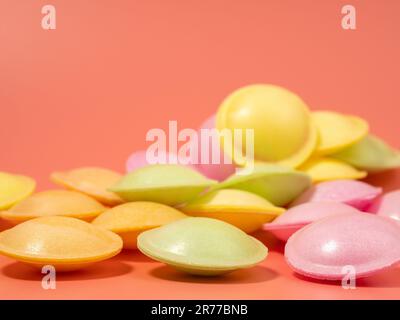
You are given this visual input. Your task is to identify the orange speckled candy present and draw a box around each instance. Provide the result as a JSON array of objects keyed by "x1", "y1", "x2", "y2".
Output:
[
  {"x1": 1, "y1": 190, "x2": 106, "y2": 225},
  {"x1": 92, "y1": 202, "x2": 187, "y2": 249},
  {"x1": 51, "y1": 167, "x2": 123, "y2": 206},
  {"x1": 0, "y1": 216, "x2": 122, "y2": 271}
]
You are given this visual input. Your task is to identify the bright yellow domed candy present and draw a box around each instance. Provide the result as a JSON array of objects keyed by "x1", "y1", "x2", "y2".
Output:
[
  {"x1": 92, "y1": 202, "x2": 187, "y2": 249},
  {"x1": 216, "y1": 84, "x2": 317, "y2": 168},
  {"x1": 312, "y1": 111, "x2": 369, "y2": 155},
  {"x1": 299, "y1": 158, "x2": 367, "y2": 183},
  {"x1": 51, "y1": 167, "x2": 123, "y2": 206},
  {"x1": 333, "y1": 134, "x2": 400, "y2": 173},
  {"x1": 181, "y1": 189, "x2": 284, "y2": 233},
  {"x1": 0, "y1": 172, "x2": 36, "y2": 210},
  {"x1": 1, "y1": 190, "x2": 106, "y2": 225},
  {"x1": 110, "y1": 165, "x2": 217, "y2": 206},
  {"x1": 0, "y1": 216, "x2": 122, "y2": 271},
  {"x1": 138, "y1": 217, "x2": 268, "y2": 276}
]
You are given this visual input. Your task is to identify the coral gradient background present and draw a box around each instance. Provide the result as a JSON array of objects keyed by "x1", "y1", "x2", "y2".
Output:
[{"x1": 0, "y1": 0, "x2": 400, "y2": 299}]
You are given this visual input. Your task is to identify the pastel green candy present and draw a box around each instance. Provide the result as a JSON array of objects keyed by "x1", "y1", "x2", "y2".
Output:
[
  {"x1": 109, "y1": 165, "x2": 217, "y2": 206},
  {"x1": 333, "y1": 135, "x2": 400, "y2": 173},
  {"x1": 137, "y1": 217, "x2": 268, "y2": 276},
  {"x1": 211, "y1": 163, "x2": 312, "y2": 206}
]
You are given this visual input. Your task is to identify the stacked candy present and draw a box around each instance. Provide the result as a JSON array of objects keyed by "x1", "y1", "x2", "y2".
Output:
[{"x1": 0, "y1": 84, "x2": 400, "y2": 281}]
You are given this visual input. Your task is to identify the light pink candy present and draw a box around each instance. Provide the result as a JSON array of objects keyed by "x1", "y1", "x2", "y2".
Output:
[
  {"x1": 126, "y1": 150, "x2": 196, "y2": 172},
  {"x1": 291, "y1": 180, "x2": 382, "y2": 211},
  {"x1": 263, "y1": 202, "x2": 362, "y2": 242},
  {"x1": 193, "y1": 115, "x2": 236, "y2": 181},
  {"x1": 369, "y1": 190, "x2": 400, "y2": 223},
  {"x1": 285, "y1": 212, "x2": 400, "y2": 280}
]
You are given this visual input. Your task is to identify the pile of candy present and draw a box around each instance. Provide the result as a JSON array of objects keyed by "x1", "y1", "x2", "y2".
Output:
[{"x1": 1, "y1": 84, "x2": 400, "y2": 281}]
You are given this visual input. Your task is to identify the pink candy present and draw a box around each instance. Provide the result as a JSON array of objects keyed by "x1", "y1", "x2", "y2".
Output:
[
  {"x1": 291, "y1": 180, "x2": 382, "y2": 211},
  {"x1": 369, "y1": 189, "x2": 400, "y2": 223},
  {"x1": 263, "y1": 202, "x2": 362, "y2": 242},
  {"x1": 285, "y1": 212, "x2": 400, "y2": 280}
]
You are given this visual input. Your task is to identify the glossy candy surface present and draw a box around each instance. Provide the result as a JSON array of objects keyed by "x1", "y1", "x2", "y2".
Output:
[
  {"x1": 51, "y1": 167, "x2": 123, "y2": 206},
  {"x1": 299, "y1": 158, "x2": 367, "y2": 182},
  {"x1": 0, "y1": 216, "x2": 122, "y2": 271},
  {"x1": 0, "y1": 172, "x2": 36, "y2": 210},
  {"x1": 110, "y1": 165, "x2": 217, "y2": 206},
  {"x1": 264, "y1": 202, "x2": 361, "y2": 241},
  {"x1": 333, "y1": 135, "x2": 400, "y2": 173},
  {"x1": 181, "y1": 189, "x2": 284, "y2": 233},
  {"x1": 369, "y1": 190, "x2": 400, "y2": 223},
  {"x1": 216, "y1": 84, "x2": 317, "y2": 168},
  {"x1": 1, "y1": 190, "x2": 106, "y2": 225},
  {"x1": 291, "y1": 179, "x2": 382, "y2": 211},
  {"x1": 213, "y1": 164, "x2": 311, "y2": 206},
  {"x1": 92, "y1": 202, "x2": 187, "y2": 249},
  {"x1": 138, "y1": 217, "x2": 268, "y2": 276},
  {"x1": 312, "y1": 111, "x2": 369, "y2": 155},
  {"x1": 285, "y1": 213, "x2": 400, "y2": 280}
]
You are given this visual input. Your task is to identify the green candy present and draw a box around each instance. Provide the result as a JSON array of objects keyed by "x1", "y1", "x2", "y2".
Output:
[
  {"x1": 333, "y1": 135, "x2": 400, "y2": 173},
  {"x1": 109, "y1": 165, "x2": 217, "y2": 206}
]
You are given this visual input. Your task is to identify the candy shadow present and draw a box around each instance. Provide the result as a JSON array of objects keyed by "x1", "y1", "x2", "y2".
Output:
[
  {"x1": 251, "y1": 229, "x2": 285, "y2": 253},
  {"x1": 363, "y1": 169, "x2": 400, "y2": 193},
  {"x1": 2, "y1": 260, "x2": 132, "y2": 282},
  {"x1": 293, "y1": 267, "x2": 400, "y2": 288},
  {"x1": 117, "y1": 250, "x2": 156, "y2": 263},
  {"x1": 150, "y1": 265, "x2": 277, "y2": 284}
]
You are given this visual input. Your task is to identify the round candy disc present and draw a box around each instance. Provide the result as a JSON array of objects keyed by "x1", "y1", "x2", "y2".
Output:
[
  {"x1": 92, "y1": 202, "x2": 187, "y2": 249},
  {"x1": 51, "y1": 167, "x2": 123, "y2": 206},
  {"x1": 0, "y1": 216, "x2": 122, "y2": 271},
  {"x1": 110, "y1": 165, "x2": 217, "y2": 206},
  {"x1": 0, "y1": 172, "x2": 36, "y2": 210},
  {"x1": 299, "y1": 158, "x2": 367, "y2": 182},
  {"x1": 264, "y1": 202, "x2": 362, "y2": 241},
  {"x1": 216, "y1": 84, "x2": 317, "y2": 168},
  {"x1": 312, "y1": 111, "x2": 369, "y2": 155},
  {"x1": 181, "y1": 189, "x2": 284, "y2": 233},
  {"x1": 285, "y1": 213, "x2": 400, "y2": 280},
  {"x1": 138, "y1": 217, "x2": 268, "y2": 276},
  {"x1": 1, "y1": 190, "x2": 106, "y2": 225},
  {"x1": 369, "y1": 190, "x2": 400, "y2": 223},
  {"x1": 333, "y1": 135, "x2": 400, "y2": 173},
  {"x1": 291, "y1": 179, "x2": 382, "y2": 211}
]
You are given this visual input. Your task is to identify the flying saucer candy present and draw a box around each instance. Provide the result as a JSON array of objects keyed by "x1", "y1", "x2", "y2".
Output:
[
  {"x1": 213, "y1": 163, "x2": 311, "y2": 206},
  {"x1": 333, "y1": 135, "x2": 400, "y2": 173},
  {"x1": 110, "y1": 165, "x2": 217, "y2": 206},
  {"x1": 92, "y1": 202, "x2": 187, "y2": 249},
  {"x1": 285, "y1": 213, "x2": 400, "y2": 280},
  {"x1": 369, "y1": 190, "x2": 400, "y2": 223},
  {"x1": 264, "y1": 202, "x2": 362, "y2": 241},
  {"x1": 1, "y1": 190, "x2": 106, "y2": 225},
  {"x1": 0, "y1": 216, "x2": 122, "y2": 271},
  {"x1": 298, "y1": 158, "x2": 367, "y2": 182},
  {"x1": 0, "y1": 172, "x2": 36, "y2": 210},
  {"x1": 181, "y1": 189, "x2": 284, "y2": 233},
  {"x1": 312, "y1": 111, "x2": 369, "y2": 155},
  {"x1": 192, "y1": 115, "x2": 236, "y2": 181},
  {"x1": 216, "y1": 84, "x2": 317, "y2": 168},
  {"x1": 51, "y1": 167, "x2": 123, "y2": 206},
  {"x1": 291, "y1": 179, "x2": 382, "y2": 210},
  {"x1": 138, "y1": 217, "x2": 268, "y2": 276}
]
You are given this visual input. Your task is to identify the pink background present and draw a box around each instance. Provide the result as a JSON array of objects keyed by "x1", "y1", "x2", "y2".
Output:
[{"x1": 1, "y1": 0, "x2": 400, "y2": 299}]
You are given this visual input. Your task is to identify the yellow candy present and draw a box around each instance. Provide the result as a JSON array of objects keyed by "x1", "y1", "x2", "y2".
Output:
[
  {"x1": 181, "y1": 189, "x2": 284, "y2": 233},
  {"x1": 0, "y1": 172, "x2": 36, "y2": 210},
  {"x1": 0, "y1": 216, "x2": 122, "y2": 271},
  {"x1": 92, "y1": 202, "x2": 187, "y2": 249},
  {"x1": 312, "y1": 111, "x2": 369, "y2": 155},
  {"x1": 51, "y1": 167, "x2": 123, "y2": 206},
  {"x1": 138, "y1": 217, "x2": 268, "y2": 276},
  {"x1": 1, "y1": 190, "x2": 106, "y2": 225},
  {"x1": 299, "y1": 157, "x2": 367, "y2": 183},
  {"x1": 216, "y1": 84, "x2": 317, "y2": 168}
]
